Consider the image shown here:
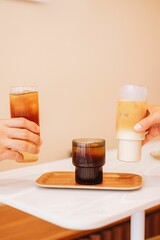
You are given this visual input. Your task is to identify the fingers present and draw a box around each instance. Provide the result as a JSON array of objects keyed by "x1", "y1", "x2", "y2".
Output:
[
  {"x1": 5, "y1": 139, "x2": 40, "y2": 155},
  {"x1": 0, "y1": 149, "x2": 24, "y2": 162},
  {"x1": 142, "y1": 125, "x2": 160, "y2": 145},
  {"x1": 6, "y1": 127, "x2": 42, "y2": 146},
  {"x1": 134, "y1": 115, "x2": 156, "y2": 132},
  {"x1": 133, "y1": 104, "x2": 160, "y2": 133},
  {"x1": 132, "y1": 104, "x2": 160, "y2": 145},
  {"x1": 0, "y1": 117, "x2": 42, "y2": 162},
  {"x1": 1, "y1": 118, "x2": 40, "y2": 134}
]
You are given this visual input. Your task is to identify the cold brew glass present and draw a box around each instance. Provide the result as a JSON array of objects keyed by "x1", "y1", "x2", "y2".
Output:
[{"x1": 72, "y1": 138, "x2": 105, "y2": 185}]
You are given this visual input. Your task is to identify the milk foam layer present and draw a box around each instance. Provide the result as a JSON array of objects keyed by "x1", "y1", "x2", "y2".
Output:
[{"x1": 117, "y1": 130, "x2": 145, "y2": 140}]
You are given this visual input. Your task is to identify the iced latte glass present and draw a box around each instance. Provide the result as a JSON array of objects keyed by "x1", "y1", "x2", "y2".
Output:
[
  {"x1": 116, "y1": 84, "x2": 148, "y2": 162},
  {"x1": 10, "y1": 86, "x2": 39, "y2": 162}
]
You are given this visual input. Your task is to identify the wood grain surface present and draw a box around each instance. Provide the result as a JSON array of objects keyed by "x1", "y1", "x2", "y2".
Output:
[{"x1": 36, "y1": 171, "x2": 142, "y2": 190}]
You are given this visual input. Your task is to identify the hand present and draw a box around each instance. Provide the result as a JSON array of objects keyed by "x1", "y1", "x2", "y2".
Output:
[
  {"x1": 134, "y1": 104, "x2": 160, "y2": 144},
  {"x1": 0, "y1": 118, "x2": 42, "y2": 161}
]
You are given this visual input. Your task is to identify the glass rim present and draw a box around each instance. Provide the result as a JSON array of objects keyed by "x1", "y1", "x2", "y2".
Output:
[
  {"x1": 119, "y1": 84, "x2": 148, "y2": 101},
  {"x1": 72, "y1": 138, "x2": 105, "y2": 148},
  {"x1": 10, "y1": 86, "x2": 38, "y2": 94}
]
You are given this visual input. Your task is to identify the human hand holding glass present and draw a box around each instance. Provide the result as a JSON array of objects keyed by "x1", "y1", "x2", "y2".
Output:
[
  {"x1": 0, "y1": 118, "x2": 41, "y2": 162},
  {"x1": 134, "y1": 104, "x2": 160, "y2": 144},
  {"x1": 134, "y1": 104, "x2": 160, "y2": 159}
]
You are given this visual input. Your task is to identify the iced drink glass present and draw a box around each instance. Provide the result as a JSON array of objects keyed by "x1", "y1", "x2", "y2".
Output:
[
  {"x1": 72, "y1": 138, "x2": 105, "y2": 185},
  {"x1": 10, "y1": 86, "x2": 39, "y2": 162},
  {"x1": 116, "y1": 84, "x2": 148, "y2": 162}
]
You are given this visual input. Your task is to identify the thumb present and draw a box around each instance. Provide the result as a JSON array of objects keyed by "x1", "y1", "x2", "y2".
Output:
[{"x1": 134, "y1": 115, "x2": 156, "y2": 132}]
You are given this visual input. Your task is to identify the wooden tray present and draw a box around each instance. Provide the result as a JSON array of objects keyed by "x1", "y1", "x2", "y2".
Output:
[{"x1": 35, "y1": 171, "x2": 142, "y2": 190}]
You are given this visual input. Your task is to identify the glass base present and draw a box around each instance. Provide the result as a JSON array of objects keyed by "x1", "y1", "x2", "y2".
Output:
[
  {"x1": 75, "y1": 167, "x2": 103, "y2": 185},
  {"x1": 17, "y1": 151, "x2": 38, "y2": 163}
]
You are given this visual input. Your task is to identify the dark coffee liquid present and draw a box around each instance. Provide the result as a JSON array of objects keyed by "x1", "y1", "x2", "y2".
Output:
[
  {"x1": 75, "y1": 166, "x2": 103, "y2": 185},
  {"x1": 72, "y1": 145, "x2": 105, "y2": 167},
  {"x1": 72, "y1": 140, "x2": 105, "y2": 185}
]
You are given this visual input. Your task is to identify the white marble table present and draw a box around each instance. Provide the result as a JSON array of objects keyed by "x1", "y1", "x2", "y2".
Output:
[{"x1": 0, "y1": 141, "x2": 160, "y2": 240}]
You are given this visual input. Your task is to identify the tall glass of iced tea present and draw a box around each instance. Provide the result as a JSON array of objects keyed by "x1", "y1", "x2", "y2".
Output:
[{"x1": 10, "y1": 86, "x2": 39, "y2": 162}]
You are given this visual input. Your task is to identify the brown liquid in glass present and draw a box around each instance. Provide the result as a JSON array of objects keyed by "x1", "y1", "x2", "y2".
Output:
[
  {"x1": 72, "y1": 145, "x2": 105, "y2": 185},
  {"x1": 10, "y1": 91, "x2": 39, "y2": 125}
]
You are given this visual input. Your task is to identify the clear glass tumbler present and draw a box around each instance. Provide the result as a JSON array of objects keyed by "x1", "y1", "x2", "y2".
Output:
[
  {"x1": 10, "y1": 86, "x2": 40, "y2": 162},
  {"x1": 116, "y1": 84, "x2": 148, "y2": 162},
  {"x1": 72, "y1": 138, "x2": 105, "y2": 185}
]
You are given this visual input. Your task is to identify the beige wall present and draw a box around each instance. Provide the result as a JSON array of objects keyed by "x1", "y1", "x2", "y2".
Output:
[{"x1": 0, "y1": 0, "x2": 160, "y2": 171}]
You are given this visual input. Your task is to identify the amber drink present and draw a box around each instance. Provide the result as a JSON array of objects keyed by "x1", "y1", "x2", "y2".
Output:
[
  {"x1": 72, "y1": 138, "x2": 105, "y2": 185},
  {"x1": 10, "y1": 86, "x2": 39, "y2": 162},
  {"x1": 116, "y1": 85, "x2": 148, "y2": 162}
]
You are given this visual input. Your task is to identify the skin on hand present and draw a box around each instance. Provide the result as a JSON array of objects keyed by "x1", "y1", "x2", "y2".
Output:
[
  {"x1": 0, "y1": 118, "x2": 42, "y2": 161},
  {"x1": 134, "y1": 104, "x2": 160, "y2": 144}
]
